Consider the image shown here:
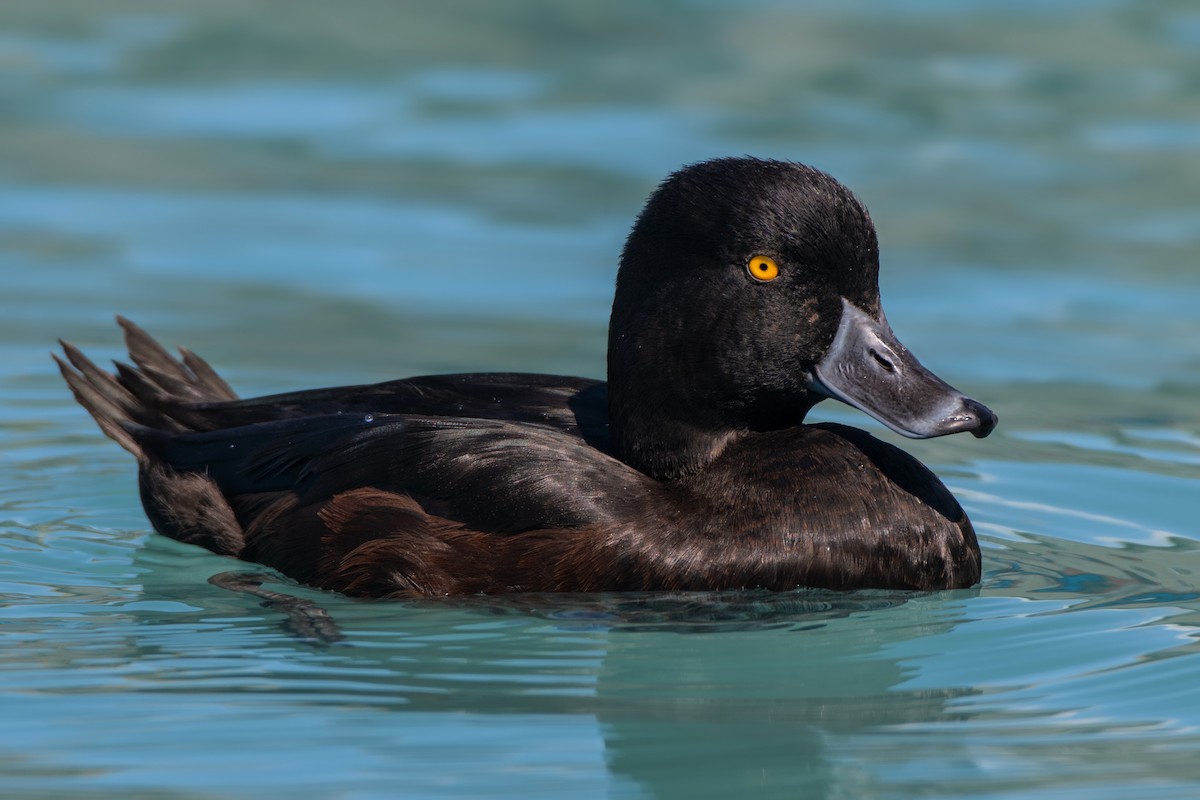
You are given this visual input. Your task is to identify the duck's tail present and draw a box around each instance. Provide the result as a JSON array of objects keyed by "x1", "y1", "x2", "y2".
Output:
[{"x1": 54, "y1": 316, "x2": 239, "y2": 459}]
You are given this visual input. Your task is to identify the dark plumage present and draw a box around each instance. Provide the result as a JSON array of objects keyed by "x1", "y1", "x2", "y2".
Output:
[{"x1": 56, "y1": 158, "x2": 997, "y2": 597}]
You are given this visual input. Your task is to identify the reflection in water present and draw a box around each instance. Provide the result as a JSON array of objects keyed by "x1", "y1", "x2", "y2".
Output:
[{"x1": 172, "y1": 567, "x2": 980, "y2": 799}]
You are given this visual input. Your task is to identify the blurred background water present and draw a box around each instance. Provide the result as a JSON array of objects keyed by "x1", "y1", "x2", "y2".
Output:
[{"x1": 1, "y1": 0, "x2": 1199, "y2": 797}]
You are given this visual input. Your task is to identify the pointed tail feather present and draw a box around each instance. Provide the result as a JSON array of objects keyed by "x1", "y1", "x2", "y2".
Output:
[
  {"x1": 54, "y1": 344, "x2": 146, "y2": 456},
  {"x1": 56, "y1": 318, "x2": 241, "y2": 457},
  {"x1": 117, "y1": 316, "x2": 237, "y2": 403}
]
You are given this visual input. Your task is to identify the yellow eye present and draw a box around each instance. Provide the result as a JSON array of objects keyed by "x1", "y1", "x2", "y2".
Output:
[{"x1": 747, "y1": 255, "x2": 779, "y2": 282}]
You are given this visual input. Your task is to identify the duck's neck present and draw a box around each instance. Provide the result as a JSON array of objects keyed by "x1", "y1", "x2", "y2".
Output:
[
  {"x1": 606, "y1": 339, "x2": 820, "y2": 480},
  {"x1": 609, "y1": 406, "x2": 741, "y2": 480}
]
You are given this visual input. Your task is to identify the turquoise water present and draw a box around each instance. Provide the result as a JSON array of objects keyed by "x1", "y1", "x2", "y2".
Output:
[{"x1": 3, "y1": 1, "x2": 1200, "y2": 797}]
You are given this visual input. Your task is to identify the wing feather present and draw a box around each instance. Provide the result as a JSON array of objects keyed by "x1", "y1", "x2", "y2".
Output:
[{"x1": 133, "y1": 412, "x2": 652, "y2": 535}]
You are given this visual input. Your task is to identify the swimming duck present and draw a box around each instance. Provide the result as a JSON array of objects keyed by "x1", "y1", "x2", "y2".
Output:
[{"x1": 57, "y1": 157, "x2": 996, "y2": 597}]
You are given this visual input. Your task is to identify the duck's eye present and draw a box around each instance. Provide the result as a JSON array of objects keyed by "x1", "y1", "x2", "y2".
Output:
[{"x1": 747, "y1": 255, "x2": 780, "y2": 282}]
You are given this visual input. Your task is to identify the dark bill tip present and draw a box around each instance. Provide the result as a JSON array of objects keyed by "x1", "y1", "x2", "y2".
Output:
[
  {"x1": 927, "y1": 395, "x2": 998, "y2": 439},
  {"x1": 961, "y1": 397, "x2": 998, "y2": 439}
]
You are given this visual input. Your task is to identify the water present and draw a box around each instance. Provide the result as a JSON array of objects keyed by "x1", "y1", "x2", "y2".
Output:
[{"x1": 2, "y1": 1, "x2": 1199, "y2": 797}]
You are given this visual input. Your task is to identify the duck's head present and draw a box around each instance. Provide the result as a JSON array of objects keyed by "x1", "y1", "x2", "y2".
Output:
[{"x1": 607, "y1": 157, "x2": 996, "y2": 479}]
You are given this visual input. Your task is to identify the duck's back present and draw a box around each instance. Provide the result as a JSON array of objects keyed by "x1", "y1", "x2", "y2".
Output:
[{"x1": 58, "y1": 319, "x2": 653, "y2": 593}]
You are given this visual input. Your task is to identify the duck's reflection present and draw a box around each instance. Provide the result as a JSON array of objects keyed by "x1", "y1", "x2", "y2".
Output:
[{"x1": 190, "y1": 578, "x2": 976, "y2": 796}]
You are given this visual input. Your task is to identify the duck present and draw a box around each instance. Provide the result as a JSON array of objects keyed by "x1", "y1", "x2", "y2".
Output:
[{"x1": 56, "y1": 157, "x2": 997, "y2": 597}]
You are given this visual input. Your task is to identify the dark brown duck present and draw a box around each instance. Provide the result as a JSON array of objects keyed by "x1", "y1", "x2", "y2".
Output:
[{"x1": 57, "y1": 158, "x2": 997, "y2": 597}]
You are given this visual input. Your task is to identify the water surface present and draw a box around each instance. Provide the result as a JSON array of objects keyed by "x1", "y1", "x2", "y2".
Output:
[{"x1": 2, "y1": 1, "x2": 1199, "y2": 797}]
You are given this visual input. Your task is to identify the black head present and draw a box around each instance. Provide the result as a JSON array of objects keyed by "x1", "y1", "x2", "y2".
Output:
[{"x1": 607, "y1": 157, "x2": 995, "y2": 479}]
